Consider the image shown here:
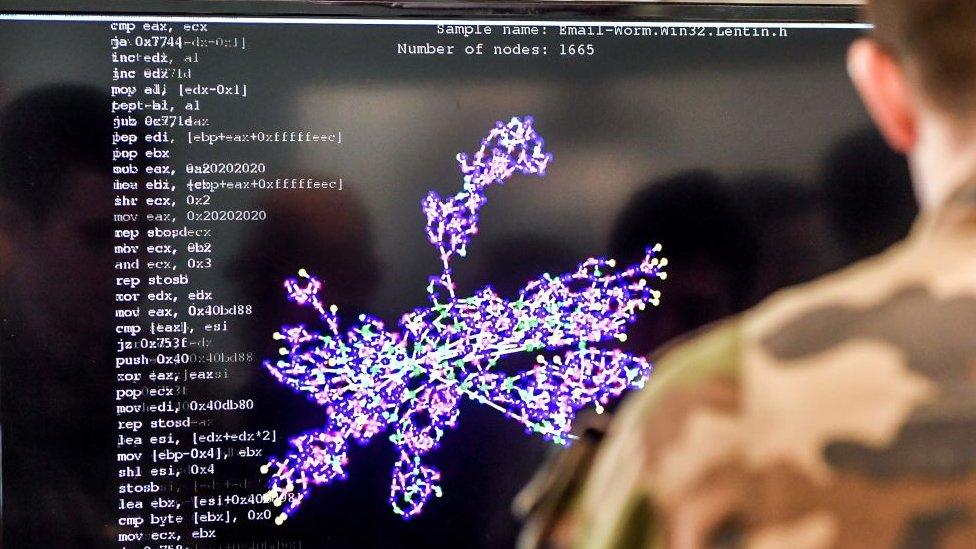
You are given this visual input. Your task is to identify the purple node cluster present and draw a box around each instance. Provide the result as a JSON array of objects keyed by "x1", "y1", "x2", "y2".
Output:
[{"x1": 261, "y1": 116, "x2": 667, "y2": 523}]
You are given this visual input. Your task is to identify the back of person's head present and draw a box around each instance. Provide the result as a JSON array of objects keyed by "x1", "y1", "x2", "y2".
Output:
[
  {"x1": 868, "y1": 0, "x2": 976, "y2": 115},
  {"x1": 849, "y1": 1, "x2": 976, "y2": 211}
]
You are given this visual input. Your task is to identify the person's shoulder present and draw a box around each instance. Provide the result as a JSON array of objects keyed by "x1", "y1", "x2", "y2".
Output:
[
  {"x1": 735, "y1": 224, "x2": 976, "y2": 387},
  {"x1": 567, "y1": 317, "x2": 743, "y2": 549},
  {"x1": 598, "y1": 238, "x2": 928, "y2": 482},
  {"x1": 741, "y1": 232, "x2": 959, "y2": 344},
  {"x1": 634, "y1": 318, "x2": 743, "y2": 415},
  {"x1": 571, "y1": 236, "x2": 976, "y2": 548},
  {"x1": 627, "y1": 237, "x2": 921, "y2": 424}
]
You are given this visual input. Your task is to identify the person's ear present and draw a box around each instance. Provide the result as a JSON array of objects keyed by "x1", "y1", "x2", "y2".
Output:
[{"x1": 848, "y1": 38, "x2": 919, "y2": 153}]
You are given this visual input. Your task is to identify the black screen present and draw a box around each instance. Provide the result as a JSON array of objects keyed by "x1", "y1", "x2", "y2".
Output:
[{"x1": 0, "y1": 6, "x2": 916, "y2": 548}]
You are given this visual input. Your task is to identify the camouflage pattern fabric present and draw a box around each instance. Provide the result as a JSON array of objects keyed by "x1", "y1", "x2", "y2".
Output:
[{"x1": 517, "y1": 180, "x2": 976, "y2": 549}]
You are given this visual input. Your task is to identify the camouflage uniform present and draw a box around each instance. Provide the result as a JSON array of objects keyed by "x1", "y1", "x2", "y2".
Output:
[{"x1": 517, "y1": 179, "x2": 976, "y2": 549}]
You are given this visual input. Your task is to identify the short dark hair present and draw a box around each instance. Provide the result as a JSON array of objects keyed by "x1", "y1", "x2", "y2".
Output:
[{"x1": 868, "y1": 0, "x2": 976, "y2": 114}]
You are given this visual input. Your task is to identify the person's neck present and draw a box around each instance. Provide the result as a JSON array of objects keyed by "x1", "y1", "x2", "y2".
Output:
[{"x1": 912, "y1": 113, "x2": 976, "y2": 212}]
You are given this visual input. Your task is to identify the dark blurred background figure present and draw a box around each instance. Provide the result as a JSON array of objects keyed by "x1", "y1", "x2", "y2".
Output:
[
  {"x1": 609, "y1": 170, "x2": 759, "y2": 355},
  {"x1": 735, "y1": 173, "x2": 839, "y2": 302},
  {"x1": 234, "y1": 187, "x2": 381, "y2": 330},
  {"x1": 822, "y1": 127, "x2": 918, "y2": 264},
  {"x1": 0, "y1": 85, "x2": 117, "y2": 546},
  {"x1": 606, "y1": 150, "x2": 916, "y2": 361}
]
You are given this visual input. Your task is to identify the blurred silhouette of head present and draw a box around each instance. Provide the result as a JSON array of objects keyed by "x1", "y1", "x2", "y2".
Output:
[
  {"x1": 610, "y1": 171, "x2": 758, "y2": 353},
  {"x1": 480, "y1": 234, "x2": 576, "y2": 298},
  {"x1": 234, "y1": 186, "x2": 381, "y2": 332},
  {"x1": 0, "y1": 85, "x2": 120, "y2": 547},
  {"x1": 821, "y1": 128, "x2": 917, "y2": 263},
  {"x1": 736, "y1": 173, "x2": 837, "y2": 299},
  {"x1": 0, "y1": 85, "x2": 114, "y2": 360}
]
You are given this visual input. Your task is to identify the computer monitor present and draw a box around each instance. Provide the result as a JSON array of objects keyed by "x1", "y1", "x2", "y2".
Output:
[{"x1": 0, "y1": 2, "x2": 915, "y2": 547}]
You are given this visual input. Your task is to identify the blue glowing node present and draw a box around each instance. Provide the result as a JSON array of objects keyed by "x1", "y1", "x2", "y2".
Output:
[{"x1": 261, "y1": 116, "x2": 667, "y2": 522}]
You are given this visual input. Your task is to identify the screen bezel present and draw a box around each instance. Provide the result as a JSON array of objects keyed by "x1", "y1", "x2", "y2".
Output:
[{"x1": 0, "y1": 1, "x2": 865, "y2": 24}]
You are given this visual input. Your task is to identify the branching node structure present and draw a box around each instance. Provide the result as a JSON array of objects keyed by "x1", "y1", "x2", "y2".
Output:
[{"x1": 261, "y1": 116, "x2": 668, "y2": 523}]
